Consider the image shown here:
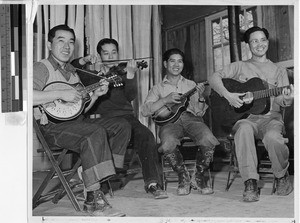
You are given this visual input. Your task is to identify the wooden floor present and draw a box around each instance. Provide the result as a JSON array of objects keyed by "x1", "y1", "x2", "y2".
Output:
[{"x1": 30, "y1": 159, "x2": 296, "y2": 223}]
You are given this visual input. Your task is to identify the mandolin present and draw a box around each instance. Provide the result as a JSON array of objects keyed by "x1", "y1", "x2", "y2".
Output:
[{"x1": 152, "y1": 81, "x2": 208, "y2": 126}]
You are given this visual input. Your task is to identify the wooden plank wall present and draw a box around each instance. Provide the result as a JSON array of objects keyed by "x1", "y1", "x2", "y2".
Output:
[
  {"x1": 163, "y1": 6, "x2": 294, "y2": 82},
  {"x1": 262, "y1": 6, "x2": 293, "y2": 62},
  {"x1": 163, "y1": 19, "x2": 207, "y2": 83}
]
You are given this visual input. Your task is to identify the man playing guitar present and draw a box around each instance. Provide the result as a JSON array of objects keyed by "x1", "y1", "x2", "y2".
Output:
[{"x1": 208, "y1": 26, "x2": 294, "y2": 202}]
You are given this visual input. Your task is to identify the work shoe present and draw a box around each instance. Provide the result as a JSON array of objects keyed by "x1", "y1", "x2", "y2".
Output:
[
  {"x1": 83, "y1": 189, "x2": 125, "y2": 217},
  {"x1": 243, "y1": 179, "x2": 259, "y2": 202},
  {"x1": 177, "y1": 166, "x2": 191, "y2": 195},
  {"x1": 275, "y1": 171, "x2": 293, "y2": 196},
  {"x1": 194, "y1": 171, "x2": 214, "y2": 195},
  {"x1": 147, "y1": 184, "x2": 169, "y2": 199}
]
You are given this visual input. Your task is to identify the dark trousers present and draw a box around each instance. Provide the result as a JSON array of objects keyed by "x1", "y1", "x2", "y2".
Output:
[{"x1": 120, "y1": 114, "x2": 163, "y2": 190}]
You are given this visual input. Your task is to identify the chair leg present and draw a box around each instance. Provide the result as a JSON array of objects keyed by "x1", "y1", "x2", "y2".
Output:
[
  {"x1": 46, "y1": 150, "x2": 81, "y2": 211},
  {"x1": 32, "y1": 149, "x2": 67, "y2": 209},
  {"x1": 271, "y1": 177, "x2": 276, "y2": 195},
  {"x1": 33, "y1": 119, "x2": 81, "y2": 212},
  {"x1": 161, "y1": 155, "x2": 167, "y2": 191},
  {"x1": 52, "y1": 158, "x2": 82, "y2": 204},
  {"x1": 225, "y1": 140, "x2": 239, "y2": 191}
]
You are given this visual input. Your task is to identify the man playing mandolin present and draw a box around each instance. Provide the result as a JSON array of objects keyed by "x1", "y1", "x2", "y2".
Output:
[
  {"x1": 208, "y1": 26, "x2": 294, "y2": 202},
  {"x1": 142, "y1": 48, "x2": 219, "y2": 196},
  {"x1": 71, "y1": 38, "x2": 169, "y2": 199},
  {"x1": 33, "y1": 25, "x2": 129, "y2": 216}
]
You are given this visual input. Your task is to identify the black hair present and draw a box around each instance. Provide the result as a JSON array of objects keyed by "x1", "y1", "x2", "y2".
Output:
[
  {"x1": 163, "y1": 48, "x2": 185, "y2": 62},
  {"x1": 96, "y1": 38, "x2": 119, "y2": 54},
  {"x1": 48, "y1": 24, "x2": 76, "y2": 43},
  {"x1": 243, "y1": 26, "x2": 269, "y2": 43}
]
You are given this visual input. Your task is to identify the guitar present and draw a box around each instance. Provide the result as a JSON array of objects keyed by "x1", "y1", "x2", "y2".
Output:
[
  {"x1": 152, "y1": 81, "x2": 209, "y2": 126},
  {"x1": 76, "y1": 60, "x2": 148, "y2": 87},
  {"x1": 210, "y1": 77, "x2": 292, "y2": 127},
  {"x1": 41, "y1": 74, "x2": 121, "y2": 123}
]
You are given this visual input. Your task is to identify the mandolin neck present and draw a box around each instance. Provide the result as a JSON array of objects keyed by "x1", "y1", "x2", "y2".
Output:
[{"x1": 180, "y1": 81, "x2": 208, "y2": 99}]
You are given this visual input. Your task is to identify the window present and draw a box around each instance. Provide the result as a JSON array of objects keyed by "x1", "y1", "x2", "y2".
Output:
[{"x1": 205, "y1": 6, "x2": 262, "y2": 76}]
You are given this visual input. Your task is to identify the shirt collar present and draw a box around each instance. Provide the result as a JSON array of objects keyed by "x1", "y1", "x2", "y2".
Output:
[
  {"x1": 48, "y1": 54, "x2": 76, "y2": 73},
  {"x1": 162, "y1": 74, "x2": 185, "y2": 84}
]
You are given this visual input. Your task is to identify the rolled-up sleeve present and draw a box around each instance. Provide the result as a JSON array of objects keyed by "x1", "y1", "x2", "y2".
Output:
[
  {"x1": 33, "y1": 62, "x2": 49, "y2": 90},
  {"x1": 273, "y1": 68, "x2": 292, "y2": 107},
  {"x1": 141, "y1": 85, "x2": 161, "y2": 117}
]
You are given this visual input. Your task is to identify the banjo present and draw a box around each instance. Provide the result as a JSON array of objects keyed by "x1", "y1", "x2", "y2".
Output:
[{"x1": 41, "y1": 74, "x2": 122, "y2": 123}]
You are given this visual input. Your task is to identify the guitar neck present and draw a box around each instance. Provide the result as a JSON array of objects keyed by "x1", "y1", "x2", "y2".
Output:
[{"x1": 253, "y1": 85, "x2": 290, "y2": 99}]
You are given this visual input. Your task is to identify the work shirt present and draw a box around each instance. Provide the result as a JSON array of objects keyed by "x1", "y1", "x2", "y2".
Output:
[{"x1": 141, "y1": 75, "x2": 208, "y2": 117}]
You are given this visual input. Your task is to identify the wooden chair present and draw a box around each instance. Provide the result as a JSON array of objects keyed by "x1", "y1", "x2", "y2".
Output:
[{"x1": 32, "y1": 118, "x2": 82, "y2": 211}]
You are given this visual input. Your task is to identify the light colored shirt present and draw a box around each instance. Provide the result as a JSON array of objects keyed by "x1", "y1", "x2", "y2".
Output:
[
  {"x1": 141, "y1": 75, "x2": 208, "y2": 117},
  {"x1": 208, "y1": 59, "x2": 291, "y2": 114}
]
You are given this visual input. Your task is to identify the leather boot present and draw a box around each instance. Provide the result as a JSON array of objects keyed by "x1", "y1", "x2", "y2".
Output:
[
  {"x1": 275, "y1": 171, "x2": 293, "y2": 196},
  {"x1": 194, "y1": 146, "x2": 214, "y2": 194},
  {"x1": 243, "y1": 179, "x2": 259, "y2": 202},
  {"x1": 83, "y1": 189, "x2": 126, "y2": 216},
  {"x1": 164, "y1": 148, "x2": 191, "y2": 195}
]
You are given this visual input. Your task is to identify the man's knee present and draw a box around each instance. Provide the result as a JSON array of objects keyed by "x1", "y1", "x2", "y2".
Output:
[
  {"x1": 263, "y1": 130, "x2": 286, "y2": 145},
  {"x1": 158, "y1": 139, "x2": 180, "y2": 153},
  {"x1": 235, "y1": 122, "x2": 254, "y2": 135}
]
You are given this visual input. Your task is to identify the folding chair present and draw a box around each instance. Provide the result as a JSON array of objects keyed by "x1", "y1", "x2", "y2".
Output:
[{"x1": 32, "y1": 118, "x2": 82, "y2": 211}]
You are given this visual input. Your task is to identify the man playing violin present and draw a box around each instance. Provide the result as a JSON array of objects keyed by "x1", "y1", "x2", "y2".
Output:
[
  {"x1": 33, "y1": 25, "x2": 129, "y2": 216},
  {"x1": 208, "y1": 26, "x2": 294, "y2": 202},
  {"x1": 72, "y1": 38, "x2": 168, "y2": 199},
  {"x1": 141, "y1": 48, "x2": 219, "y2": 196}
]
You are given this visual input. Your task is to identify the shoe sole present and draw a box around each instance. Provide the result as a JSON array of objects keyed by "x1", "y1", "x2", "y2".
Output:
[{"x1": 154, "y1": 194, "x2": 169, "y2": 199}]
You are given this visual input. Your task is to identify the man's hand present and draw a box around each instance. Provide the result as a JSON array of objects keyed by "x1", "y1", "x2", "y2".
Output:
[
  {"x1": 282, "y1": 84, "x2": 294, "y2": 105},
  {"x1": 224, "y1": 92, "x2": 245, "y2": 108},
  {"x1": 93, "y1": 79, "x2": 109, "y2": 97},
  {"x1": 196, "y1": 82, "x2": 206, "y2": 97},
  {"x1": 80, "y1": 54, "x2": 98, "y2": 65},
  {"x1": 163, "y1": 92, "x2": 182, "y2": 104},
  {"x1": 60, "y1": 89, "x2": 82, "y2": 102},
  {"x1": 126, "y1": 59, "x2": 138, "y2": 79}
]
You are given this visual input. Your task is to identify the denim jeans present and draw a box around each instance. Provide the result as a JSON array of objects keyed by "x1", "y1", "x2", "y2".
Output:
[
  {"x1": 40, "y1": 115, "x2": 116, "y2": 188},
  {"x1": 84, "y1": 116, "x2": 132, "y2": 168}
]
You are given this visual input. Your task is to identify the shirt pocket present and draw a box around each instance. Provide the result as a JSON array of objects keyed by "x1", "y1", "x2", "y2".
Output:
[
  {"x1": 237, "y1": 73, "x2": 252, "y2": 83},
  {"x1": 267, "y1": 77, "x2": 279, "y2": 88}
]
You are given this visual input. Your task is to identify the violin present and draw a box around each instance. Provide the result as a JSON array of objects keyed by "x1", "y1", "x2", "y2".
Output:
[
  {"x1": 75, "y1": 60, "x2": 148, "y2": 88},
  {"x1": 108, "y1": 60, "x2": 148, "y2": 76}
]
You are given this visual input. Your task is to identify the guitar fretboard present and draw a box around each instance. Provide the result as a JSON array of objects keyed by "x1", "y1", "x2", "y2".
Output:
[{"x1": 253, "y1": 85, "x2": 290, "y2": 99}]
